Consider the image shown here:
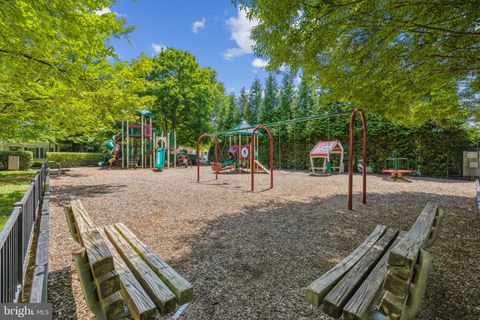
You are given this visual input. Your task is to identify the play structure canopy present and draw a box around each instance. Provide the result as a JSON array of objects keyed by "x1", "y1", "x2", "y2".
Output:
[
  {"x1": 223, "y1": 121, "x2": 263, "y2": 137},
  {"x1": 310, "y1": 140, "x2": 343, "y2": 157}
]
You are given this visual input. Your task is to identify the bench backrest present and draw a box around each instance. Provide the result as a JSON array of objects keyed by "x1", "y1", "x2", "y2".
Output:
[
  {"x1": 65, "y1": 201, "x2": 125, "y2": 319},
  {"x1": 380, "y1": 202, "x2": 444, "y2": 320}
]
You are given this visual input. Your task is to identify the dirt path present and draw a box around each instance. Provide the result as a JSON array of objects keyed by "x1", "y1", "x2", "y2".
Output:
[{"x1": 47, "y1": 167, "x2": 480, "y2": 319}]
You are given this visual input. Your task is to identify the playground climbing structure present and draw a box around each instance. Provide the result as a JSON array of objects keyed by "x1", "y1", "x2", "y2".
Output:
[{"x1": 100, "y1": 110, "x2": 177, "y2": 170}]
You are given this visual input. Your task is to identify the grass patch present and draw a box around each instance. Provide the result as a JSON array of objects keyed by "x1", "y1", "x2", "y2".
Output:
[{"x1": 0, "y1": 170, "x2": 37, "y2": 229}]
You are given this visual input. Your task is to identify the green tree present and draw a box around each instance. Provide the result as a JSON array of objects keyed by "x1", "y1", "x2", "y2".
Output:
[
  {"x1": 236, "y1": 87, "x2": 249, "y2": 124},
  {"x1": 278, "y1": 72, "x2": 295, "y2": 120},
  {"x1": 258, "y1": 73, "x2": 278, "y2": 123},
  {"x1": 295, "y1": 78, "x2": 314, "y2": 118},
  {"x1": 0, "y1": 0, "x2": 150, "y2": 141},
  {"x1": 217, "y1": 94, "x2": 237, "y2": 131},
  {"x1": 248, "y1": 78, "x2": 262, "y2": 124},
  {"x1": 233, "y1": 1, "x2": 479, "y2": 124},
  {"x1": 145, "y1": 48, "x2": 224, "y2": 145}
]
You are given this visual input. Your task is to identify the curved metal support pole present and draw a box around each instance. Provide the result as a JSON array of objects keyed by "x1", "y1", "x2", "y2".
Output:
[
  {"x1": 250, "y1": 125, "x2": 274, "y2": 192},
  {"x1": 196, "y1": 133, "x2": 218, "y2": 182},
  {"x1": 348, "y1": 109, "x2": 367, "y2": 210}
]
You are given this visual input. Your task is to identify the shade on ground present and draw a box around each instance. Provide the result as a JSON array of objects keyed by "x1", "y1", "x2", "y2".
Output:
[{"x1": 47, "y1": 167, "x2": 480, "y2": 320}]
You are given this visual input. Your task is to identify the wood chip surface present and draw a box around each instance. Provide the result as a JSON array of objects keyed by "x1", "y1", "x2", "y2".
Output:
[{"x1": 47, "y1": 167, "x2": 480, "y2": 319}]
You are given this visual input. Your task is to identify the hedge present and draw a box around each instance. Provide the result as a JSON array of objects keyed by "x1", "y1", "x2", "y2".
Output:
[
  {"x1": 0, "y1": 150, "x2": 33, "y2": 170},
  {"x1": 47, "y1": 152, "x2": 104, "y2": 167}
]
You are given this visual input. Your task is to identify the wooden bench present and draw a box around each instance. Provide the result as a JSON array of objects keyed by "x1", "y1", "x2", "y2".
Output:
[
  {"x1": 305, "y1": 202, "x2": 444, "y2": 320},
  {"x1": 65, "y1": 200, "x2": 193, "y2": 319},
  {"x1": 47, "y1": 161, "x2": 69, "y2": 175}
]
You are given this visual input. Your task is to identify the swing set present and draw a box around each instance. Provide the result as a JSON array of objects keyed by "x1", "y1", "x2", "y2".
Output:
[{"x1": 195, "y1": 108, "x2": 367, "y2": 210}]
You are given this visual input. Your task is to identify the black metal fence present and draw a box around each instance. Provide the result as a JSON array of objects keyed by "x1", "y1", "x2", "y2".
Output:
[{"x1": 0, "y1": 162, "x2": 49, "y2": 302}]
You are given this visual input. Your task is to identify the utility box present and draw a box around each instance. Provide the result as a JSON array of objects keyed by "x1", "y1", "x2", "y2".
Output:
[
  {"x1": 8, "y1": 156, "x2": 20, "y2": 170},
  {"x1": 463, "y1": 151, "x2": 480, "y2": 178}
]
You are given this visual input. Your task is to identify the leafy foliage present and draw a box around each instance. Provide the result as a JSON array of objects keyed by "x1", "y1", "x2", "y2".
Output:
[
  {"x1": 47, "y1": 152, "x2": 104, "y2": 167},
  {"x1": 258, "y1": 74, "x2": 278, "y2": 123},
  {"x1": 233, "y1": 0, "x2": 479, "y2": 124},
  {"x1": 248, "y1": 78, "x2": 262, "y2": 123},
  {"x1": 144, "y1": 49, "x2": 225, "y2": 145},
  {"x1": 0, "y1": 0, "x2": 153, "y2": 141}
]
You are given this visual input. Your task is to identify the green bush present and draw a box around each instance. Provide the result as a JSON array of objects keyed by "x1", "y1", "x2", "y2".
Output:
[
  {"x1": 47, "y1": 152, "x2": 104, "y2": 167},
  {"x1": 0, "y1": 150, "x2": 33, "y2": 170},
  {"x1": 31, "y1": 161, "x2": 45, "y2": 167}
]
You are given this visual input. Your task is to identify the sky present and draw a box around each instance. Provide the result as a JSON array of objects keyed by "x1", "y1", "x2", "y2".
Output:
[{"x1": 108, "y1": 1, "x2": 273, "y2": 95}]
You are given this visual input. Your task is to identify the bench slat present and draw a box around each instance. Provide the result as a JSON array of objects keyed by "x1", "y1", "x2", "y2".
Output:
[
  {"x1": 388, "y1": 202, "x2": 437, "y2": 270},
  {"x1": 115, "y1": 223, "x2": 193, "y2": 305},
  {"x1": 380, "y1": 202, "x2": 441, "y2": 320},
  {"x1": 105, "y1": 225, "x2": 177, "y2": 315},
  {"x1": 95, "y1": 271, "x2": 121, "y2": 300},
  {"x1": 82, "y1": 228, "x2": 116, "y2": 278},
  {"x1": 323, "y1": 228, "x2": 398, "y2": 318},
  {"x1": 342, "y1": 231, "x2": 406, "y2": 320},
  {"x1": 99, "y1": 230, "x2": 158, "y2": 320},
  {"x1": 70, "y1": 200, "x2": 95, "y2": 237},
  {"x1": 305, "y1": 225, "x2": 386, "y2": 307},
  {"x1": 100, "y1": 291, "x2": 126, "y2": 320},
  {"x1": 67, "y1": 201, "x2": 116, "y2": 278}
]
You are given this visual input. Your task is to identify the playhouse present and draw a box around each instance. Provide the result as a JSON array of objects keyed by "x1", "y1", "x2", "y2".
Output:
[{"x1": 310, "y1": 140, "x2": 344, "y2": 175}]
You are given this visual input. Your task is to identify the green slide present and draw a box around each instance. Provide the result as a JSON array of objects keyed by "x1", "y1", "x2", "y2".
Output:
[{"x1": 221, "y1": 157, "x2": 237, "y2": 168}]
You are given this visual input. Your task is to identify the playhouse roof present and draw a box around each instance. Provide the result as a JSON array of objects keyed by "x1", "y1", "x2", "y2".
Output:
[
  {"x1": 310, "y1": 140, "x2": 343, "y2": 157},
  {"x1": 223, "y1": 121, "x2": 263, "y2": 137}
]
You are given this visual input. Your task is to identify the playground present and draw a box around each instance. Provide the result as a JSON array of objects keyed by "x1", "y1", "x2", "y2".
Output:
[{"x1": 47, "y1": 167, "x2": 480, "y2": 319}]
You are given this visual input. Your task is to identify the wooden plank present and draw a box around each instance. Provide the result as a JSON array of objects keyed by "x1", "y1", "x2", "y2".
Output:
[
  {"x1": 95, "y1": 271, "x2": 121, "y2": 300},
  {"x1": 342, "y1": 231, "x2": 406, "y2": 320},
  {"x1": 388, "y1": 202, "x2": 438, "y2": 270},
  {"x1": 115, "y1": 223, "x2": 193, "y2": 304},
  {"x1": 35, "y1": 231, "x2": 49, "y2": 267},
  {"x1": 99, "y1": 230, "x2": 158, "y2": 320},
  {"x1": 323, "y1": 228, "x2": 398, "y2": 318},
  {"x1": 379, "y1": 291, "x2": 403, "y2": 320},
  {"x1": 105, "y1": 226, "x2": 176, "y2": 315},
  {"x1": 401, "y1": 248, "x2": 433, "y2": 320},
  {"x1": 425, "y1": 208, "x2": 445, "y2": 248},
  {"x1": 68, "y1": 200, "x2": 95, "y2": 244},
  {"x1": 64, "y1": 206, "x2": 80, "y2": 243},
  {"x1": 305, "y1": 225, "x2": 387, "y2": 307},
  {"x1": 384, "y1": 270, "x2": 411, "y2": 298},
  {"x1": 72, "y1": 247, "x2": 104, "y2": 318},
  {"x1": 100, "y1": 291, "x2": 126, "y2": 320},
  {"x1": 82, "y1": 228, "x2": 115, "y2": 278}
]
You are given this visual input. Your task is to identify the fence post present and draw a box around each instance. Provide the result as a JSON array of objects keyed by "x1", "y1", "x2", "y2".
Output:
[{"x1": 13, "y1": 203, "x2": 24, "y2": 300}]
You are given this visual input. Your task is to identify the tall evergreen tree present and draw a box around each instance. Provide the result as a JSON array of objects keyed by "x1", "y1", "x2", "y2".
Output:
[
  {"x1": 248, "y1": 78, "x2": 262, "y2": 124},
  {"x1": 224, "y1": 94, "x2": 237, "y2": 129},
  {"x1": 217, "y1": 94, "x2": 237, "y2": 131},
  {"x1": 295, "y1": 78, "x2": 314, "y2": 118},
  {"x1": 237, "y1": 87, "x2": 249, "y2": 124},
  {"x1": 258, "y1": 73, "x2": 278, "y2": 123},
  {"x1": 278, "y1": 73, "x2": 294, "y2": 120}
]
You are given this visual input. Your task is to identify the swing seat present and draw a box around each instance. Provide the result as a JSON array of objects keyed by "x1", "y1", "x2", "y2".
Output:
[{"x1": 210, "y1": 162, "x2": 222, "y2": 172}]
